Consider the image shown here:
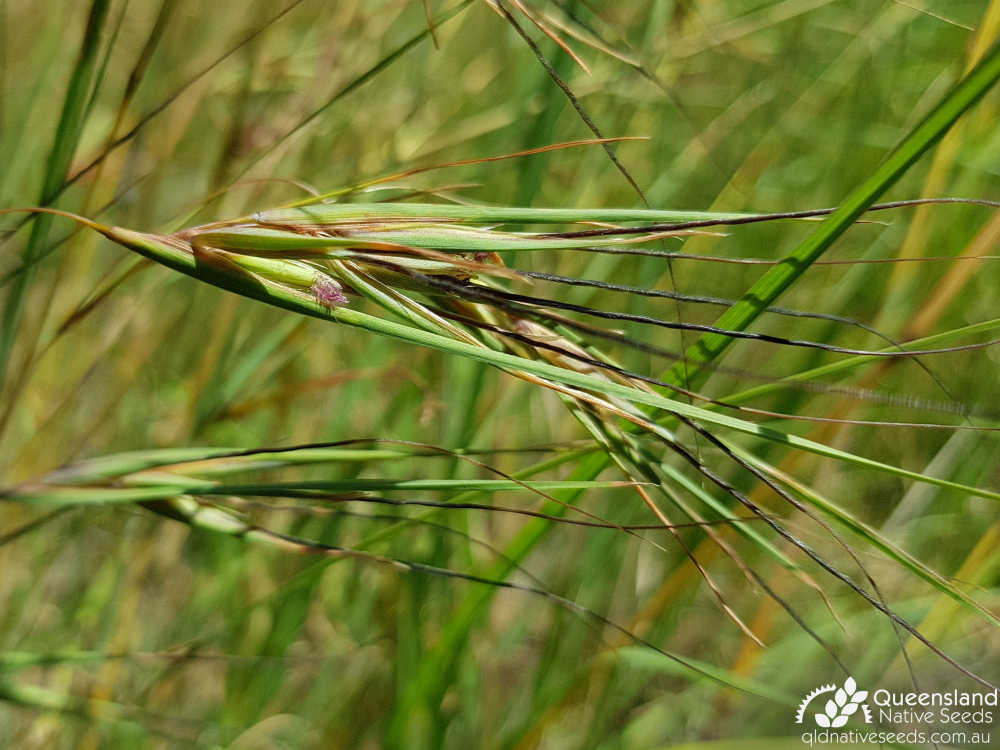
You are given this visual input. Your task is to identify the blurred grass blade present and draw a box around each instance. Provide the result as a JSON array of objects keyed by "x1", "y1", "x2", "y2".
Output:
[
  {"x1": 0, "y1": 0, "x2": 111, "y2": 387},
  {"x1": 611, "y1": 647, "x2": 798, "y2": 706},
  {"x1": 0, "y1": 678, "x2": 202, "y2": 742}
]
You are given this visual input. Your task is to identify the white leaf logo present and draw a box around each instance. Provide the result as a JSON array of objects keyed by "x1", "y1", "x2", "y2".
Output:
[
  {"x1": 798, "y1": 677, "x2": 870, "y2": 728},
  {"x1": 796, "y1": 677, "x2": 870, "y2": 727}
]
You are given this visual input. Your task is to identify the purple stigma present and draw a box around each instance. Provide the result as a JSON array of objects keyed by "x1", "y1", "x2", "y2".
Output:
[{"x1": 311, "y1": 276, "x2": 348, "y2": 307}]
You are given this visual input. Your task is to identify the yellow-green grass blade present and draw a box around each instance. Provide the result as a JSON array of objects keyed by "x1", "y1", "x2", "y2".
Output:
[
  {"x1": 42, "y1": 446, "x2": 505, "y2": 483},
  {"x1": 252, "y1": 202, "x2": 761, "y2": 225},
  {"x1": 6, "y1": 479, "x2": 637, "y2": 507}
]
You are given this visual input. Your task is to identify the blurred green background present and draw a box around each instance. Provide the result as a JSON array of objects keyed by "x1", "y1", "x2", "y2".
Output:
[{"x1": 1, "y1": 1, "x2": 998, "y2": 748}]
